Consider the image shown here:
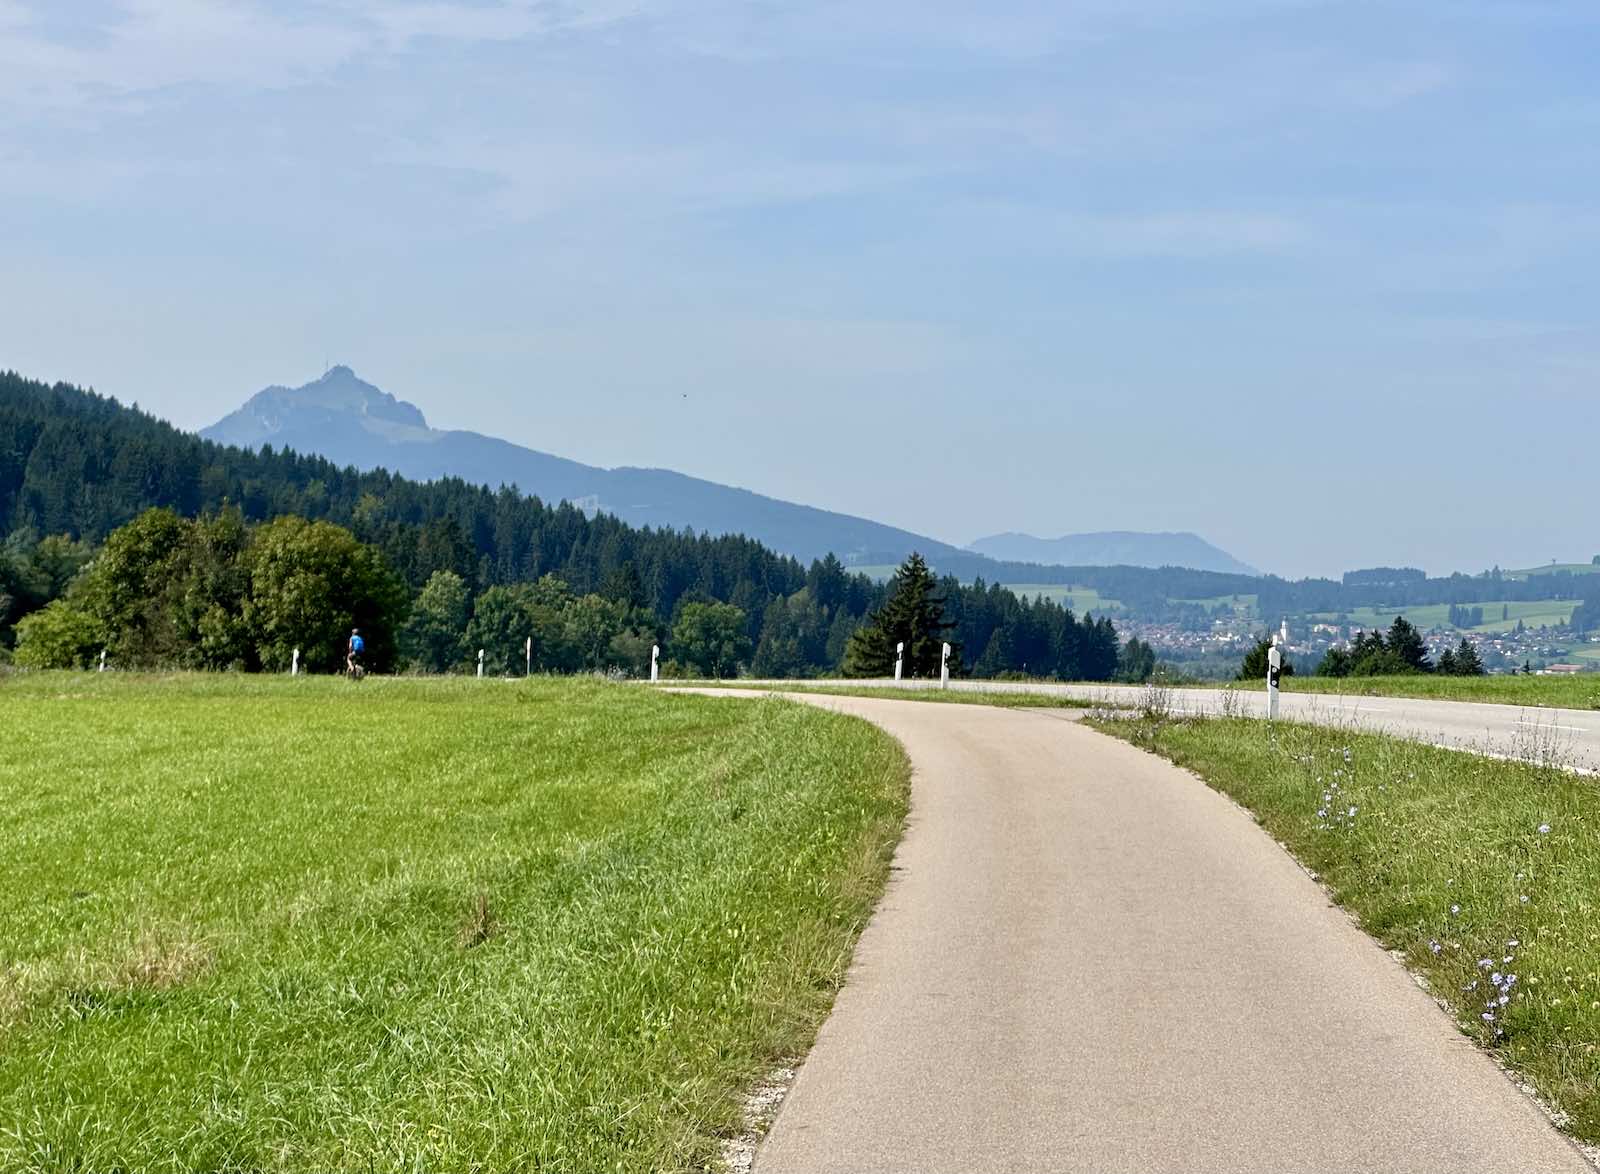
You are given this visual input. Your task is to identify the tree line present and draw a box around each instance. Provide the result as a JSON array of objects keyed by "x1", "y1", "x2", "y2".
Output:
[
  {"x1": 1236, "y1": 615, "x2": 1486, "y2": 680},
  {"x1": 0, "y1": 372, "x2": 1126, "y2": 680}
]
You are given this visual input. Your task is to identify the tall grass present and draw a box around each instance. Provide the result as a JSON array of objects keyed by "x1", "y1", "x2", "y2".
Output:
[{"x1": 0, "y1": 674, "x2": 908, "y2": 1172}]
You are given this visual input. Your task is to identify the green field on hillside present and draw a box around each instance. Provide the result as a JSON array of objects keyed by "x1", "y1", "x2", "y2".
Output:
[
  {"x1": 845, "y1": 568, "x2": 1125, "y2": 614},
  {"x1": 1506, "y1": 563, "x2": 1600, "y2": 580},
  {"x1": 998, "y1": 584, "x2": 1124, "y2": 613},
  {"x1": 1311, "y1": 601, "x2": 1580, "y2": 633},
  {"x1": 0, "y1": 674, "x2": 908, "y2": 1173},
  {"x1": 1096, "y1": 714, "x2": 1600, "y2": 1143}
]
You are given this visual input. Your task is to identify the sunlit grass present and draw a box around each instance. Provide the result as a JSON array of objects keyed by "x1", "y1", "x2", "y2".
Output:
[
  {"x1": 1275, "y1": 672, "x2": 1599, "y2": 710},
  {"x1": 0, "y1": 673, "x2": 909, "y2": 1172}
]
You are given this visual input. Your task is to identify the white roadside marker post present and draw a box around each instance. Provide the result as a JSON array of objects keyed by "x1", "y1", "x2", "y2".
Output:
[
  {"x1": 477, "y1": 648, "x2": 485, "y2": 679},
  {"x1": 894, "y1": 642, "x2": 904, "y2": 683},
  {"x1": 291, "y1": 647, "x2": 300, "y2": 676},
  {"x1": 941, "y1": 642, "x2": 951, "y2": 690},
  {"x1": 526, "y1": 636, "x2": 532, "y2": 678},
  {"x1": 1267, "y1": 635, "x2": 1283, "y2": 721},
  {"x1": 650, "y1": 644, "x2": 660, "y2": 683},
  {"x1": 98, "y1": 648, "x2": 107, "y2": 673}
]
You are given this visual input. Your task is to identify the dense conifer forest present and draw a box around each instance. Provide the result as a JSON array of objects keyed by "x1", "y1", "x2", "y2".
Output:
[{"x1": 0, "y1": 370, "x2": 1121, "y2": 678}]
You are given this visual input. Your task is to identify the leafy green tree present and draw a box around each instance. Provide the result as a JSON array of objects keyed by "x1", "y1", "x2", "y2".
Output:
[
  {"x1": 565, "y1": 593, "x2": 626, "y2": 670},
  {"x1": 168, "y1": 506, "x2": 254, "y2": 669},
  {"x1": 243, "y1": 516, "x2": 408, "y2": 672},
  {"x1": 1237, "y1": 636, "x2": 1293, "y2": 682},
  {"x1": 843, "y1": 553, "x2": 957, "y2": 678},
  {"x1": 72, "y1": 507, "x2": 192, "y2": 666},
  {"x1": 13, "y1": 600, "x2": 106, "y2": 669},
  {"x1": 670, "y1": 601, "x2": 751, "y2": 678},
  {"x1": 466, "y1": 584, "x2": 537, "y2": 675},
  {"x1": 401, "y1": 569, "x2": 471, "y2": 672},
  {"x1": 1316, "y1": 646, "x2": 1352, "y2": 677},
  {"x1": 465, "y1": 577, "x2": 587, "y2": 674},
  {"x1": 606, "y1": 629, "x2": 657, "y2": 678},
  {"x1": 0, "y1": 530, "x2": 93, "y2": 649}
]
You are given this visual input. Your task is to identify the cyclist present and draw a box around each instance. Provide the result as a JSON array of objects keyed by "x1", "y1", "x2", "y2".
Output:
[{"x1": 346, "y1": 628, "x2": 365, "y2": 678}]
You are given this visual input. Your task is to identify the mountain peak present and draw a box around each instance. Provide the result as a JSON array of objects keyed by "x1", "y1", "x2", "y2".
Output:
[{"x1": 208, "y1": 368, "x2": 431, "y2": 449}]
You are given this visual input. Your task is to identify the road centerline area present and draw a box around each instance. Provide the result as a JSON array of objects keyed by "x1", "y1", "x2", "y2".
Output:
[{"x1": 706, "y1": 693, "x2": 1591, "y2": 1174}]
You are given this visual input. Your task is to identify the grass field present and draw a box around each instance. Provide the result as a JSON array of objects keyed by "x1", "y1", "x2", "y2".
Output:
[
  {"x1": 842, "y1": 568, "x2": 1125, "y2": 614},
  {"x1": 997, "y1": 584, "x2": 1124, "y2": 613},
  {"x1": 1275, "y1": 673, "x2": 1600, "y2": 709},
  {"x1": 1094, "y1": 713, "x2": 1600, "y2": 1144},
  {"x1": 0, "y1": 674, "x2": 909, "y2": 1173},
  {"x1": 1310, "y1": 601, "x2": 1581, "y2": 633}
]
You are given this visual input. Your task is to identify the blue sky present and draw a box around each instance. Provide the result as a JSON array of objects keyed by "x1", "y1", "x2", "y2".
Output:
[{"x1": 2, "y1": 1, "x2": 1596, "y2": 578}]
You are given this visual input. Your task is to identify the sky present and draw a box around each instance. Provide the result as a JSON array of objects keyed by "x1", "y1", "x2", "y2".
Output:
[{"x1": 2, "y1": 0, "x2": 1597, "y2": 580}]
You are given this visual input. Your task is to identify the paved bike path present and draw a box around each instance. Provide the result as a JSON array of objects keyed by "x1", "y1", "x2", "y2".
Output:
[{"x1": 727, "y1": 694, "x2": 1591, "y2": 1174}]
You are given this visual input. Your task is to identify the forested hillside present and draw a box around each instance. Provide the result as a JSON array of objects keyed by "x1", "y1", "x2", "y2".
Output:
[{"x1": 0, "y1": 370, "x2": 1122, "y2": 680}]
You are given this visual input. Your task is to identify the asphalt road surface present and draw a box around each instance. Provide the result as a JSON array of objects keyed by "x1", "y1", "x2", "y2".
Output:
[
  {"x1": 691, "y1": 692, "x2": 1593, "y2": 1174},
  {"x1": 733, "y1": 678, "x2": 1600, "y2": 772}
]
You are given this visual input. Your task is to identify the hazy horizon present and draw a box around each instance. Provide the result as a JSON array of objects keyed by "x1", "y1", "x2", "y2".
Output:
[{"x1": 4, "y1": 1, "x2": 1597, "y2": 579}]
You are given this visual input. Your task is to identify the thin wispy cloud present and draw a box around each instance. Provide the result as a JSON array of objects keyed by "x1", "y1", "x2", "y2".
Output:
[{"x1": 2, "y1": 0, "x2": 1596, "y2": 575}]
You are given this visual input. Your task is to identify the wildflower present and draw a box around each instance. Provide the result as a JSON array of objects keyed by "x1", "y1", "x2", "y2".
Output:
[
  {"x1": 1451, "y1": 904, "x2": 1461, "y2": 915},
  {"x1": 1482, "y1": 1012, "x2": 1495, "y2": 1022},
  {"x1": 1499, "y1": 995, "x2": 1510, "y2": 1006},
  {"x1": 1520, "y1": 895, "x2": 1530, "y2": 905},
  {"x1": 1478, "y1": 959, "x2": 1494, "y2": 970},
  {"x1": 1538, "y1": 823, "x2": 1550, "y2": 834},
  {"x1": 1428, "y1": 940, "x2": 1442, "y2": 955},
  {"x1": 1491, "y1": 973, "x2": 1503, "y2": 986},
  {"x1": 1507, "y1": 939, "x2": 1520, "y2": 947},
  {"x1": 1348, "y1": 806, "x2": 1358, "y2": 817},
  {"x1": 1504, "y1": 955, "x2": 1514, "y2": 964}
]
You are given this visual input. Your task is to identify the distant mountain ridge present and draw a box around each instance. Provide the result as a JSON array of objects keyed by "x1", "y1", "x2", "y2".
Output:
[
  {"x1": 203, "y1": 368, "x2": 1260, "y2": 575},
  {"x1": 966, "y1": 530, "x2": 1258, "y2": 576},
  {"x1": 202, "y1": 367, "x2": 967, "y2": 567}
]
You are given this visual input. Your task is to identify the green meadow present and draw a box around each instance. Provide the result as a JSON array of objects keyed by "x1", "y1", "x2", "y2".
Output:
[
  {"x1": 0, "y1": 674, "x2": 908, "y2": 1173},
  {"x1": 996, "y1": 584, "x2": 1124, "y2": 613}
]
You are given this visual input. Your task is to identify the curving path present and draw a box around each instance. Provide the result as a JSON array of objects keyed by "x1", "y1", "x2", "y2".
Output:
[{"x1": 691, "y1": 692, "x2": 1593, "y2": 1174}]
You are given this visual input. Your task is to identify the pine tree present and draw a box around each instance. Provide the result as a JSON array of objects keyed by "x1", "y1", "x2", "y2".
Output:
[
  {"x1": 843, "y1": 553, "x2": 957, "y2": 677},
  {"x1": 1386, "y1": 616, "x2": 1431, "y2": 672},
  {"x1": 1453, "y1": 637, "x2": 1484, "y2": 676}
]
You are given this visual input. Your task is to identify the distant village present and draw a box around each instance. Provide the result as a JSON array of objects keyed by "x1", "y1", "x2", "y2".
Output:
[{"x1": 1112, "y1": 608, "x2": 1597, "y2": 678}]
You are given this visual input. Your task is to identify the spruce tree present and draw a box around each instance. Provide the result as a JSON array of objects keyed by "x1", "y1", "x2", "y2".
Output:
[
  {"x1": 1453, "y1": 637, "x2": 1484, "y2": 676},
  {"x1": 843, "y1": 553, "x2": 958, "y2": 677}
]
